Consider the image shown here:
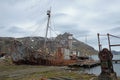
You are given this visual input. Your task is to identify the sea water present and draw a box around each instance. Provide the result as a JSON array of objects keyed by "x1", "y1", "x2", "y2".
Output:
[{"x1": 84, "y1": 55, "x2": 120, "y2": 76}]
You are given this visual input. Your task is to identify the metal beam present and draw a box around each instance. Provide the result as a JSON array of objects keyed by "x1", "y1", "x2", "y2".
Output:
[
  {"x1": 107, "y1": 33, "x2": 111, "y2": 51},
  {"x1": 109, "y1": 34, "x2": 120, "y2": 39},
  {"x1": 110, "y1": 44, "x2": 120, "y2": 46},
  {"x1": 97, "y1": 33, "x2": 102, "y2": 52}
]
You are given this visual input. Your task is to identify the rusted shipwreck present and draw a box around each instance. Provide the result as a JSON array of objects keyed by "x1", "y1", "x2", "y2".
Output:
[
  {"x1": 9, "y1": 10, "x2": 77, "y2": 66},
  {"x1": 10, "y1": 35, "x2": 77, "y2": 66}
]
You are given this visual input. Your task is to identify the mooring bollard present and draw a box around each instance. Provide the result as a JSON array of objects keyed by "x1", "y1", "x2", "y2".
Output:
[{"x1": 98, "y1": 48, "x2": 117, "y2": 80}]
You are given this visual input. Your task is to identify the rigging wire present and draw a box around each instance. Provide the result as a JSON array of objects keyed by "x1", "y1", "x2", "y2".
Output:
[
  {"x1": 21, "y1": 1, "x2": 52, "y2": 48},
  {"x1": 28, "y1": 0, "x2": 53, "y2": 37},
  {"x1": 13, "y1": 0, "x2": 120, "y2": 51}
]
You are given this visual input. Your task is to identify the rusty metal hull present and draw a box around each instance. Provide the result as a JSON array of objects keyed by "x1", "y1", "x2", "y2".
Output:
[
  {"x1": 11, "y1": 40, "x2": 77, "y2": 66},
  {"x1": 12, "y1": 56, "x2": 77, "y2": 66}
]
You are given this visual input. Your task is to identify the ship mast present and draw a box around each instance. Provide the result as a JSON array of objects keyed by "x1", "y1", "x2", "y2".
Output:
[{"x1": 44, "y1": 10, "x2": 51, "y2": 49}]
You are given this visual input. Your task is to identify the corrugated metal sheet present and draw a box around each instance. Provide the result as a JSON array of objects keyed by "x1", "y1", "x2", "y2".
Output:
[{"x1": 63, "y1": 48, "x2": 70, "y2": 60}]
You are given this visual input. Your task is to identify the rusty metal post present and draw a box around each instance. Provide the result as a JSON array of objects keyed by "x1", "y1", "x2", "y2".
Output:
[
  {"x1": 97, "y1": 33, "x2": 102, "y2": 52},
  {"x1": 107, "y1": 33, "x2": 111, "y2": 52}
]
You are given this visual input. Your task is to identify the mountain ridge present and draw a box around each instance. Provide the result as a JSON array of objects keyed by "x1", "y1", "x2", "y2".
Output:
[{"x1": 0, "y1": 33, "x2": 98, "y2": 56}]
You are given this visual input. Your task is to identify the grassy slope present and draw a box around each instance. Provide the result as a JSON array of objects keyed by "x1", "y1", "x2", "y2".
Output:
[
  {"x1": 0, "y1": 64, "x2": 96, "y2": 80},
  {"x1": 0, "y1": 59, "x2": 120, "y2": 80},
  {"x1": 0, "y1": 59, "x2": 96, "y2": 80}
]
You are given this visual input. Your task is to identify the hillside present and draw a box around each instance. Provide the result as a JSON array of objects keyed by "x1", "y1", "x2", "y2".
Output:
[
  {"x1": 72, "y1": 38, "x2": 98, "y2": 55},
  {"x1": 0, "y1": 33, "x2": 98, "y2": 56},
  {"x1": 112, "y1": 50, "x2": 120, "y2": 55},
  {"x1": 55, "y1": 33, "x2": 98, "y2": 55}
]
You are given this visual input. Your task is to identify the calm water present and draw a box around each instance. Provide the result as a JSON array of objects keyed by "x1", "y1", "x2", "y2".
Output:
[{"x1": 85, "y1": 55, "x2": 120, "y2": 76}]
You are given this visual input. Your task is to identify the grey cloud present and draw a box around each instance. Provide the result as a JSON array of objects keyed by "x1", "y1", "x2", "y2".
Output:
[
  {"x1": 52, "y1": 0, "x2": 75, "y2": 9},
  {"x1": 1, "y1": 0, "x2": 120, "y2": 50},
  {"x1": 90, "y1": 12, "x2": 120, "y2": 26},
  {"x1": 0, "y1": 0, "x2": 48, "y2": 25},
  {"x1": 73, "y1": 30, "x2": 90, "y2": 37},
  {"x1": 0, "y1": 26, "x2": 7, "y2": 29},
  {"x1": 0, "y1": 25, "x2": 32, "y2": 37},
  {"x1": 7, "y1": 26, "x2": 25, "y2": 33},
  {"x1": 54, "y1": 13, "x2": 68, "y2": 18},
  {"x1": 55, "y1": 24, "x2": 78, "y2": 32},
  {"x1": 110, "y1": 27, "x2": 120, "y2": 32},
  {"x1": 55, "y1": 24, "x2": 90, "y2": 36}
]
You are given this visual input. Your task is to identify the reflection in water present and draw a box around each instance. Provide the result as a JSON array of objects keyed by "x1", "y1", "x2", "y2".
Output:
[
  {"x1": 85, "y1": 55, "x2": 120, "y2": 76},
  {"x1": 113, "y1": 64, "x2": 120, "y2": 77},
  {"x1": 84, "y1": 64, "x2": 120, "y2": 76},
  {"x1": 84, "y1": 66, "x2": 101, "y2": 76}
]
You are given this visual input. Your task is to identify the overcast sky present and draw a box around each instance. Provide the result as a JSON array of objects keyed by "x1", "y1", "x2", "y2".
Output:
[{"x1": 0, "y1": 0, "x2": 120, "y2": 50}]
